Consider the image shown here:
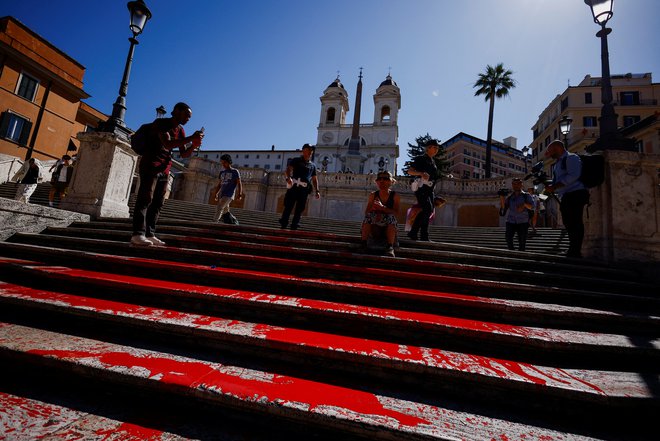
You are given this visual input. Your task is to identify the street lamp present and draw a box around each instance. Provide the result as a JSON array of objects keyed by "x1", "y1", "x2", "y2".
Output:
[
  {"x1": 521, "y1": 145, "x2": 529, "y2": 174},
  {"x1": 559, "y1": 115, "x2": 572, "y2": 145},
  {"x1": 156, "y1": 105, "x2": 166, "y2": 118},
  {"x1": 583, "y1": 0, "x2": 634, "y2": 152},
  {"x1": 378, "y1": 157, "x2": 389, "y2": 172},
  {"x1": 102, "y1": 0, "x2": 153, "y2": 139}
]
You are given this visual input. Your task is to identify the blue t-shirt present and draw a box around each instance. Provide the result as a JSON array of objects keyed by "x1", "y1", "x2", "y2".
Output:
[
  {"x1": 288, "y1": 156, "x2": 317, "y2": 182},
  {"x1": 552, "y1": 151, "x2": 586, "y2": 196},
  {"x1": 218, "y1": 168, "x2": 240, "y2": 198},
  {"x1": 505, "y1": 191, "x2": 534, "y2": 224}
]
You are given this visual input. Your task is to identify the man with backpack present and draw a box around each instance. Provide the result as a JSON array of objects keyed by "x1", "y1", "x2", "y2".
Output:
[
  {"x1": 130, "y1": 102, "x2": 204, "y2": 246},
  {"x1": 544, "y1": 140, "x2": 589, "y2": 258}
]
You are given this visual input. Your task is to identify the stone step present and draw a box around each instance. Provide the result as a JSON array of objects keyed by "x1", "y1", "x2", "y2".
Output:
[
  {"x1": 4, "y1": 235, "x2": 657, "y2": 314},
  {"x1": 1, "y1": 322, "x2": 653, "y2": 440},
  {"x1": 40, "y1": 225, "x2": 645, "y2": 294},
  {"x1": 67, "y1": 219, "x2": 639, "y2": 282},
  {"x1": 1, "y1": 256, "x2": 654, "y2": 336},
  {"x1": 2, "y1": 258, "x2": 658, "y2": 361},
  {"x1": 2, "y1": 281, "x2": 656, "y2": 403}
]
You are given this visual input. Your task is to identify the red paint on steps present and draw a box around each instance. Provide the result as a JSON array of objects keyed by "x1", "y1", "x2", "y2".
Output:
[
  {"x1": 11, "y1": 266, "x2": 614, "y2": 346},
  {"x1": 0, "y1": 284, "x2": 612, "y2": 395},
  {"x1": 25, "y1": 348, "x2": 430, "y2": 428}
]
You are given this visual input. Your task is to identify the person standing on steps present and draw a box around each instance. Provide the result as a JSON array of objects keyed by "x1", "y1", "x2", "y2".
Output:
[
  {"x1": 13, "y1": 158, "x2": 43, "y2": 203},
  {"x1": 405, "y1": 138, "x2": 440, "y2": 241},
  {"x1": 279, "y1": 143, "x2": 320, "y2": 230},
  {"x1": 214, "y1": 154, "x2": 243, "y2": 224},
  {"x1": 544, "y1": 139, "x2": 588, "y2": 258},
  {"x1": 500, "y1": 177, "x2": 534, "y2": 251},
  {"x1": 131, "y1": 102, "x2": 204, "y2": 247},
  {"x1": 48, "y1": 155, "x2": 73, "y2": 207}
]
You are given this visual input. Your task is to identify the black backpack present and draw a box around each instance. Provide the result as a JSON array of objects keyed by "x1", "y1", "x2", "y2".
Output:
[
  {"x1": 562, "y1": 153, "x2": 605, "y2": 188},
  {"x1": 130, "y1": 121, "x2": 159, "y2": 155}
]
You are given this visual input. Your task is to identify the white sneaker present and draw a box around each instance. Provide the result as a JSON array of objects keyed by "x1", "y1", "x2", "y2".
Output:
[
  {"x1": 130, "y1": 235, "x2": 153, "y2": 246},
  {"x1": 147, "y1": 236, "x2": 166, "y2": 247}
]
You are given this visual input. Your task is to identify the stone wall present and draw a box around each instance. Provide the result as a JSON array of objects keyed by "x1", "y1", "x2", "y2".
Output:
[
  {"x1": 584, "y1": 150, "x2": 660, "y2": 263},
  {"x1": 0, "y1": 198, "x2": 89, "y2": 241},
  {"x1": 174, "y1": 157, "x2": 511, "y2": 226}
]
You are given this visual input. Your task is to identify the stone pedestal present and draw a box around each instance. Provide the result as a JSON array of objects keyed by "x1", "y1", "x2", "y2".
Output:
[
  {"x1": 583, "y1": 150, "x2": 660, "y2": 262},
  {"x1": 60, "y1": 131, "x2": 138, "y2": 219}
]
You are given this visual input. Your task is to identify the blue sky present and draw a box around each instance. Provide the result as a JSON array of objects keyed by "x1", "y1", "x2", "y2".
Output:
[{"x1": 4, "y1": 0, "x2": 659, "y2": 172}]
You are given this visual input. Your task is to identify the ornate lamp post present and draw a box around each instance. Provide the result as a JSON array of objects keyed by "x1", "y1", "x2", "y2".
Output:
[
  {"x1": 583, "y1": 0, "x2": 634, "y2": 152},
  {"x1": 102, "y1": 0, "x2": 152, "y2": 139},
  {"x1": 559, "y1": 115, "x2": 572, "y2": 146},
  {"x1": 156, "y1": 105, "x2": 166, "y2": 118},
  {"x1": 521, "y1": 145, "x2": 529, "y2": 174}
]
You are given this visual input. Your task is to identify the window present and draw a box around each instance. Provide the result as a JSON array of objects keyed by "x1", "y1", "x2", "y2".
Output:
[
  {"x1": 560, "y1": 97, "x2": 568, "y2": 111},
  {"x1": 583, "y1": 116, "x2": 598, "y2": 127},
  {"x1": 244, "y1": 154, "x2": 249, "y2": 159},
  {"x1": 473, "y1": 161, "x2": 480, "y2": 168},
  {"x1": 16, "y1": 73, "x2": 39, "y2": 101},
  {"x1": 380, "y1": 105, "x2": 391, "y2": 122},
  {"x1": 275, "y1": 164, "x2": 281, "y2": 170},
  {"x1": 264, "y1": 164, "x2": 270, "y2": 169},
  {"x1": 0, "y1": 111, "x2": 32, "y2": 144},
  {"x1": 623, "y1": 115, "x2": 641, "y2": 127},
  {"x1": 585, "y1": 93, "x2": 592, "y2": 104},
  {"x1": 326, "y1": 107, "x2": 336, "y2": 123},
  {"x1": 620, "y1": 91, "x2": 639, "y2": 106},
  {"x1": 256, "y1": 154, "x2": 260, "y2": 159},
  {"x1": 463, "y1": 158, "x2": 471, "y2": 165}
]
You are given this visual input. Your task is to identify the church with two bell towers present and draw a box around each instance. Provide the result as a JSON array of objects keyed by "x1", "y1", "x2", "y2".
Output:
[
  {"x1": 176, "y1": 71, "x2": 401, "y2": 175},
  {"x1": 314, "y1": 71, "x2": 400, "y2": 175}
]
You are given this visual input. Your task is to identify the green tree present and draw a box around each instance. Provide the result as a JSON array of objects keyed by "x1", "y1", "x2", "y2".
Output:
[
  {"x1": 473, "y1": 63, "x2": 517, "y2": 178},
  {"x1": 403, "y1": 133, "x2": 450, "y2": 178}
]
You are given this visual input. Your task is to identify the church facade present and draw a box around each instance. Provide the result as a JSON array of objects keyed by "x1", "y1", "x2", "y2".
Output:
[{"x1": 174, "y1": 72, "x2": 400, "y2": 176}]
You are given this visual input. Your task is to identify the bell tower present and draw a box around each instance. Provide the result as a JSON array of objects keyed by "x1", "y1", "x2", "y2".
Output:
[{"x1": 373, "y1": 73, "x2": 400, "y2": 125}]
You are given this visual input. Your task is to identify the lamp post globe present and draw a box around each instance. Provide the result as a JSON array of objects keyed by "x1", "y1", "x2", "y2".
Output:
[
  {"x1": 521, "y1": 145, "x2": 529, "y2": 174},
  {"x1": 583, "y1": 0, "x2": 634, "y2": 152},
  {"x1": 128, "y1": 0, "x2": 152, "y2": 36},
  {"x1": 103, "y1": 0, "x2": 153, "y2": 139},
  {"x1": 584, "y1": 0, "x2": 613, "y2": 26},
  {"x1": 559, "y1": 115, "x2": 572, "y2": 145}
]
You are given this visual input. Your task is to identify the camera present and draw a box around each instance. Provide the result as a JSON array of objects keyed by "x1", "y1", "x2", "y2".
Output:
[
  {"x1": 524, "y1": 161, "x2": 552, "y2": 186},
  {"x1": 497, "y1": 188, "x2": 510, "y2": 197}
]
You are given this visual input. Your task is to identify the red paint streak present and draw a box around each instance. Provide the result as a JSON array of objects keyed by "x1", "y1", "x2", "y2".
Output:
[
  {"x1": 0, "y1": 284, "x2": 610, "y2": 394},
  {"x1": 14, "y1": 267, "x2": 580, "y2": 345},
  {"x1": 26, "y1": 348, "x2": 429, "y2": 428},
  {"x1": 95, "y1": 421, "x2": 164, "y2": 440}
]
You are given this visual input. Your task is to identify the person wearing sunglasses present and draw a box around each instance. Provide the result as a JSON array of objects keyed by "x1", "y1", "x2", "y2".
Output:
[{"x1": 360, "y1": 171, "x2": 400, "y2": 257}]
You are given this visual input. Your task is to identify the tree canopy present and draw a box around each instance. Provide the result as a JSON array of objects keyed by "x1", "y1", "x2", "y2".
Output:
[{"x1": 403, "y1": 133, "x2": 450, "y2": 178}]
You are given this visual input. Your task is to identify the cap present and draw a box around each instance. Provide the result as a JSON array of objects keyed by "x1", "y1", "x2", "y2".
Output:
[
  {"x1": 302, "y1": 143, "x2": 315, "y2": 151},
  {"x1": 424, "y1": 139, "x2": 440, "y2": 148}
]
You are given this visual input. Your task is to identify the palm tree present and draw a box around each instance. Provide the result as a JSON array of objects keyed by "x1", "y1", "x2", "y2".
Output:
[{"x1": 473, "y1": 63, "x2": 516, "y2": 178}]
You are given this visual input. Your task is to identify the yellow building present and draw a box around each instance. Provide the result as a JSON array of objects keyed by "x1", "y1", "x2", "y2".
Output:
[
  {"x1": 530, "y1": 73, "x2": 660, "y2": 162},
  {"x1": 0, "y1": 16, "x2": 106, "y2": 161}
]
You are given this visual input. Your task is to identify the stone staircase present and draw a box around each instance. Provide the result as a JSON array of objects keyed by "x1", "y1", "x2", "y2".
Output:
[{"x1": 1, "y1": 193, "x2": 659, "y2": 439}]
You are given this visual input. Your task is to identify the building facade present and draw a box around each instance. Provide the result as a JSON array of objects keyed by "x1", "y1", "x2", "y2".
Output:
[
  {"x1": 0, "y1": 16, "x2": 106, "y2": 161},
  {"x1": 442, "y1": 132, "x2": 529, "y2": 179},
  {"x1": 530, "y1": 73, "x2": 660, "y2": 163}
]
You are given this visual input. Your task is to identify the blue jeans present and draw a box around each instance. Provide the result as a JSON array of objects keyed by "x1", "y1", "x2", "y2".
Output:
[{"x1": 506, "y1": 222, "x2": 529, "y2": 251}]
